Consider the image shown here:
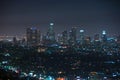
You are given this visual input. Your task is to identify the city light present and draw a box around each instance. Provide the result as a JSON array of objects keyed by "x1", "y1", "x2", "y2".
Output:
[
  {"x1": 80, "y1": 30, "x2": 84, "y2": 33},
  {"x1": 50, "y1": 23, "x2": 54, "y2": 26},
  {"x1": 0, "y1": 0, "x2": 120, "y2": 80},
  {"x1": 102, "y1": 30, "x2": 106, "y2": 35}
]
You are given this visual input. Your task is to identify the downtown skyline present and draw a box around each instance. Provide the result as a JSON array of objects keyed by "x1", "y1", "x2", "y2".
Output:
[{"x1": 0, "y1": 0, "x2": 120, "y2": 36}]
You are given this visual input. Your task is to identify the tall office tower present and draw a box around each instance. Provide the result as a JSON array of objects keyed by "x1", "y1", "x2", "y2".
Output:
[
  {"x1": 94, "y1": 34, "x2": 100, "y2": 41},
  {"x1": 69, "y1": 27, "x2": 77, "y2": 45},
  {"x1": 46, "y1": 23, "x2": 55, "y2": 42},
  {"x1": 57, "y1": 34, "x2": 63, "y2": 44},
  {"x1": 85, "y1": 36, "x2": 91, "y2": 44},
  {"x1": 79, "y1": 29, "x2": 85, "y2": 44},
  {"x1": 42, "y1": 34, "x2": 46, "y2": 41},
  {"x1": 13, "y1": 36, "x2": 17, "y2": 43},
  {"x1": 93, "y1": 34, "x2": 100, "y2": 45},
  {"x1": 26, "y1": 27, "x2": 40, "y2": 46},
  {"x1": 62, "y1": 30, "x2": 68, "y2": 45},
  {"x1": 102, "y1": 30, "x2": 107, "y2": 43},
  {"x1": 41, "y1": 34, "x2": 47, "y2": 44}
]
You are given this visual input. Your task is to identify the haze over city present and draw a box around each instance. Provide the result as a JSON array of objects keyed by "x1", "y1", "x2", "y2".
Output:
[{"x1": 0, "y1": 0, "x2": 120, "y2": 36}]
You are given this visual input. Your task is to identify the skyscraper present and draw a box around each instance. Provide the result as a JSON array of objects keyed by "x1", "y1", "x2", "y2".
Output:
[
  {"x1": 57, "y1": 34, "x2": 63, "y2": 44},
  {"x1": 69, "y1": 27, "x2": 77, "y2": 45},
  {"x1": 102, "y1": 30, "x2": 107, "y2": 43},
  {"x1": 46, "y1": 23, "x2": 55, "y2": 42},
  {"x1": 62, "y1": 30, "x2": 68, "y2": 45},
  {"x1": 94, "y1": 34, "x2": 100, "y2": 41},
  {"x1": 13, "y1": 36, "x2": 17, "y2": 45},
  {"x1": 93, "y1": 34, "x2": 100, "y2": 45},
  {"x1": 26, "y1": 27, "x2": 40, "y2": 46},
  {"x1": 79, "y1": 29, "x2": 85, "y2": 44},
  {"x1": 85, "y1": 36, "x2": 91, "y2": 44}
]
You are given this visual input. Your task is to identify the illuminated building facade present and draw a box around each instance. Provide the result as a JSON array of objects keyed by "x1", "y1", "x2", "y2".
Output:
[
  {"x1": 85, "y1": 36, "x2": 91, "y2": 44},
  {"x1": 26, "y1": 27, "x2": 40, "y2": 46},
  {"x1": 69, "y1": 27, "x2": 77, "y2": 45},
  {"x1": 102, "y1": 30, "x2": 107, "y2": 43},
  {"x1": 46, "y1": 23, "x2": 56, "y2": 43},
  {"x1": 62, "y1": 30, "x2": 68, "y2": 45},
  {"x1": 79, "y1": 29, "x2": 85, "y2": 44},
  {"x1": 94, "y1": 34, "x2": 100, "y2": 42},
  {"x1": 57, "y1": 34, "x2": 63, "y2": 44}
]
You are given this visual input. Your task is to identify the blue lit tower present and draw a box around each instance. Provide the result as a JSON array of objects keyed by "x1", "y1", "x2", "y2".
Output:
[
  {"x1": 79, "y1": 29, "x2": 85, "y2": 44},
  {"x1": 102, "y1": 30, "x2": 107, "y2": 42},
  {"x1": 26, "y1": 27, "x2": 40, "y2": 46},
  {"x1": 69, "y1": 27, "x2": 77, "y2": 45},
  {"x1": 46, "y1": 23, "x2": 55, "y2": 42}
]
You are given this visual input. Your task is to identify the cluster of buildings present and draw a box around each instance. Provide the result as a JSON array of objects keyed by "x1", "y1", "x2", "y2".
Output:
[
  {"x1": 0, "y1": 23, "x2": 120, "y2": 47},
  {"x1": 0, "y1": 23, "x2": 120, "y2": 80},
  {"x1": 25, "y1": 23, "x2": 120, "y2": 47}
]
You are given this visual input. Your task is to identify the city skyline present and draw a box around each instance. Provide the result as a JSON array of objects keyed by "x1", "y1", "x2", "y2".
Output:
[
  {"x1": 0, "y1": 0, "x2": 120, "y2": 36},
  {"x1": 0, "y1": 25, "x2": 119, "y2": 40}
]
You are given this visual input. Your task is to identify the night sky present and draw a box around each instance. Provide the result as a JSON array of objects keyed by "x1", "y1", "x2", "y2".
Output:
[{"x1": 0, "y1": 0, "x2": 120, "y2": 37}]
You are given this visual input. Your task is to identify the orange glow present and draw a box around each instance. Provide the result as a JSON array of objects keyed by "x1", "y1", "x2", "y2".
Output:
[{"x1": 56, "y1": 77, "x2": 65, "y2": 80}]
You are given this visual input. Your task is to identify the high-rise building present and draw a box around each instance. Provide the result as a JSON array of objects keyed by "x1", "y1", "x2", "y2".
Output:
[
  {"x1": 85, "y1": 36, "x2": 91, "y2": 44},
  {"x1": 13, "y1": 36, "x2": 17, "y2": 45},
  {"x1": 69, "y1": 27, "x2": 77, "y2": 45},
  {"x1": 62, "y1": 30, "x2": 68, "y2": 45},
  {"x1": 41, "y1": 34, "x2": 47, "y2": 45},
  {"x1": 102, "y1": 30, "x2": 107, "y2": 42},
  {"x1": 26, "y1": 27, "x2": 40, "y2": 46},
  {"x1": 79, "y1": 29, "x2": 85, "y2": 44},
  {"x1": 46, "y1": 23, "x2": 55, "y2": 42},
  {"x1": 94, "y1": 34, "x2": 100, "y2": 41},
  {"x1": 57, "y1": 34, "x2": 63, "y2": 44}
]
